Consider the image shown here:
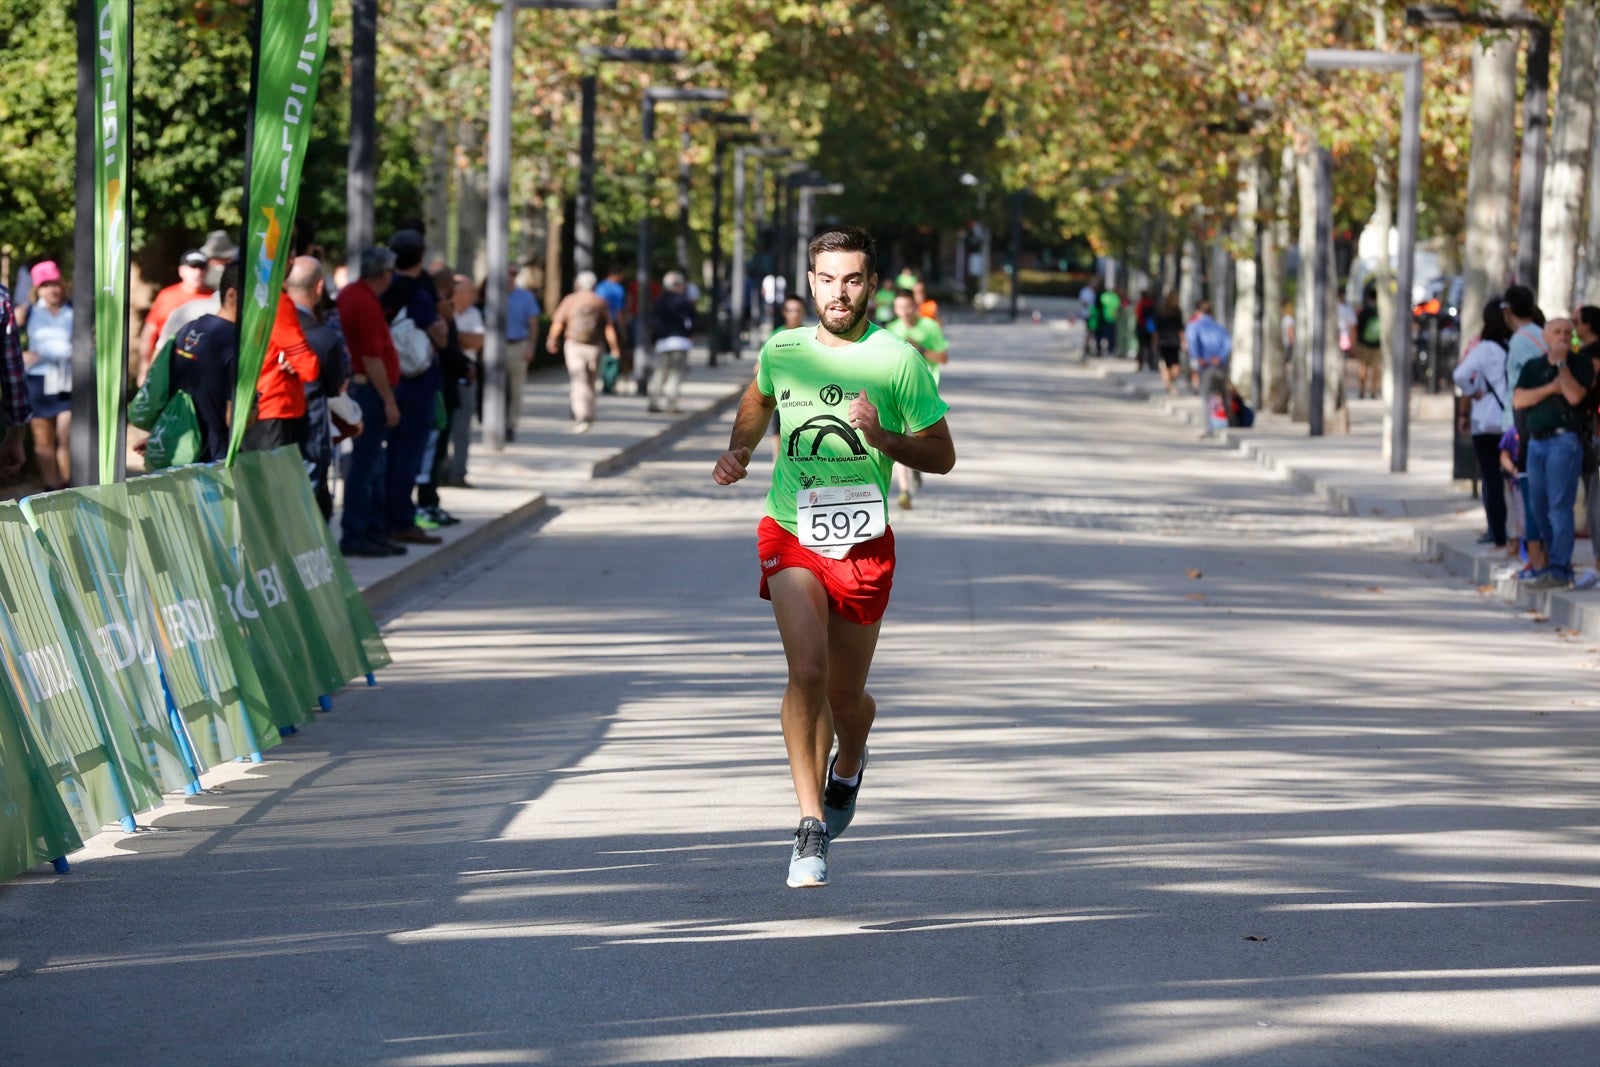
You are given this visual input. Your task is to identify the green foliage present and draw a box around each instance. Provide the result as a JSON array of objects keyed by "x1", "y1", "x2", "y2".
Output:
[{"x1": 0, "y1": 0, "x2": 77, "y2": 261}]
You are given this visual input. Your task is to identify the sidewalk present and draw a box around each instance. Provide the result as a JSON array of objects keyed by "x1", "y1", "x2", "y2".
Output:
[
  {"x1": 1091, "y1": 354, "x2": 1600, "y2": 639},
  {"x1": 336, "y1": 346, "x2": 752, "y2": 617}
]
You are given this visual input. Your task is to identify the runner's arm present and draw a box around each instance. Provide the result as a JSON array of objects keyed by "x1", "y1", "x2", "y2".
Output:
[
  {"x1": 848, "y1": 391, "x2": 953, "y2": 474},
  {"x1": 712, "y1": 378, "x2": 775, "y2": 485}
]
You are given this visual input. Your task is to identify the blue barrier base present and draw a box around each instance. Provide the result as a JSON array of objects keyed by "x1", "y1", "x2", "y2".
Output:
[
  {"x1": 184, "y1": 782, "x2": 201, "y2": 796},
  {"x1": 51, "y1": 856, "x2": 70, "y2": 874},
  {"x1": 366, "y1": 673, "x2": 376, "y2": 687},
  {"x1": 278, "y1": 725, "x2": 298, "y2": 737},
  {"x1": 318, "y1": 694, "x2": 333, "y2": 712},
  {"x1": 119, "y1": 815, "x2": 137, "y2": 833}
]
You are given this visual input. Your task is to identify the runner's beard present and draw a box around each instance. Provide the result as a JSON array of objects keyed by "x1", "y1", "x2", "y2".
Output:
[{"x1": 816, "y1": 288, "x2": 870, "y2": 337}]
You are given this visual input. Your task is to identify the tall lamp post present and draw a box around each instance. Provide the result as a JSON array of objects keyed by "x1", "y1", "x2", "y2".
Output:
[
  {"x1": 481, "y1": 0, "x2": 616, "y2": 453},
  {"x1": 705, "y1": 120, "x2": 757, "y2": 365},
  {"x1": 738, "y1": 146, "x2": 792, "y2": 353},
  {"x1": 637, "y1": 87, "x2": 728, "y2": 380},
  {"x1": 575, "y1": 47, "x2": 683, "y2": 277},
  {"x1": 1405, "y1": 4, "x2": 1548, "y2": 289},
  {"x1": 1306, "y1": 47, "x2": 1422, "y2": 470},
  {"x1": 790, "y1": 175, "x2": 846, "y2": 303}
]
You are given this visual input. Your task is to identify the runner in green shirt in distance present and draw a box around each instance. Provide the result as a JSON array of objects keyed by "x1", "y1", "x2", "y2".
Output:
[{"x1": 887, "y1": 289, "x2": 951, "y2": 510}]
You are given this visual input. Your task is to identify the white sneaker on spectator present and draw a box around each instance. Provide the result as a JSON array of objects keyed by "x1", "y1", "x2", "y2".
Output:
[{"x1": 1575, "y1": 568, "x2": 1600, "y2": 591}]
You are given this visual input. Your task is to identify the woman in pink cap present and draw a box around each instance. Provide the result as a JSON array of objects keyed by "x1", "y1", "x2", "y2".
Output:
[{"x1": 22, "y1": 261, "x2": 72, "y2": 489}]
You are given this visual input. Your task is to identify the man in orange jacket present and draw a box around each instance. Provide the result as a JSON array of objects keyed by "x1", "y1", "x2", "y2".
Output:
[{"x1": 241, "y1": 289, "x2": 323, "y2": 452}]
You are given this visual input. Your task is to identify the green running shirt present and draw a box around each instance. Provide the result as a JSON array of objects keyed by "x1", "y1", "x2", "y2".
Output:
[
  {"x1": 757, "y1": 322, "x2": 950, "y2": 536},
  {"x1": 885, "y1": 315, "x2": 949, "y2": 385}
]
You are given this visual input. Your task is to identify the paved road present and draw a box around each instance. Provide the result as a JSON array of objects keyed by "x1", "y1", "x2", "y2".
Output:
[{"x1": 2, "y1": 323, "x2": 1598, "y2": 1065}]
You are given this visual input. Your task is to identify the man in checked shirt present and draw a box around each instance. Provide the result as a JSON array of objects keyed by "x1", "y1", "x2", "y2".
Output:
[{"x1": 0, "y1": 281, "x2": 31, "y2": 479}]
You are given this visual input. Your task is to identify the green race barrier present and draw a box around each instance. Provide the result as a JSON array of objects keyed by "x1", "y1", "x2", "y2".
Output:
[
  {"x1": 0, "y1": 676, "x2": 81, "y2": 881},
  {"x1": 0, "y1": 504, "x2": 173, "y2": 838},
  {"x1": 232, "y1": 449, "x2": 390, "y2": 685},
  {"x1": 23, "y1": 484, "x2": 278, "y2": 771},
  {"x1": 173, "y1": 465, "x2": 323, "y2": 724},
  {"x1": 127, "y1": 471, "x2": 313, "y2": 734}
]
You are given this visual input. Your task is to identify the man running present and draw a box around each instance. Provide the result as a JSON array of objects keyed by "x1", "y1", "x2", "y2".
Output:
[{"x1": 712, "y1": 225, "x2": 954, "y2": 888}]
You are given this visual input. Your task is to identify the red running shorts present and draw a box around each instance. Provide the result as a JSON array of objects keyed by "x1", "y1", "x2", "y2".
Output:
[{"x1": 757, "y1": 515, "x2": 896, "y2": 626}]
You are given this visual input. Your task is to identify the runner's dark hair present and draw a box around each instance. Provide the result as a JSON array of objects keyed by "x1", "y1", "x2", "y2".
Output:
[{"x1": 807, "y1": 225, "x2": 876, "y2": 276}]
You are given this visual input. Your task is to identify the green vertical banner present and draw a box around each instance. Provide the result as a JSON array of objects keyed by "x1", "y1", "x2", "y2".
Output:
[
  {"x1": 230, "y1": 0, "x2": 332, "y2": 464},
  {"x1": 93, "y1": 0, "x2": 133, "y2": 482}
]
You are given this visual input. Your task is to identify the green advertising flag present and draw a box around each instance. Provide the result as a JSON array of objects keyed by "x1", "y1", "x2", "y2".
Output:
[
  {"x1": 229, "y1": 0, "x2": 331, "y2": 464},
  {"x1": 93, "y1": 0, "x2": 132, "y2": 482}
]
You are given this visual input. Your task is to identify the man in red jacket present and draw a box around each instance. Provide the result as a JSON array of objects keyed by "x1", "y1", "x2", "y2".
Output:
[{"x1": 241, "y1": 290, "x2": 323, "y2": 452}]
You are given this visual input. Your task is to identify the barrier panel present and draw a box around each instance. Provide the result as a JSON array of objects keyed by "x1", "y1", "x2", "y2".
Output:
[
  {"x1": 0, "y1": 504, "x2": 191, "y2": 833},
  {"x1": 127, "y1": 472, "x2": 315, "y2": 735},
  {"x1": 0, "y1": 451, "x2": 390, "y2": 879},
  {"x1": 23, "y1": 484, "x2": 278, "y2": 771},
  {"x1": 180, "y1": 466, "x2": 325, "y2": 720},
  {"x1": 0, "y1": 678, "x2": 80, "y2": 882},
  {"x1": 232, "y1": 449, "x2": 390, "y2": 684}
]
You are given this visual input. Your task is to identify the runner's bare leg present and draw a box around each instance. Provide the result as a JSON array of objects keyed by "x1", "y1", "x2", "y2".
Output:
[
  {"x1": 768, "y1": 568, "x2": 835, "y2": 821},
  {"x1": 827, "y1": 613, "x2": 881, "y2": 778}
]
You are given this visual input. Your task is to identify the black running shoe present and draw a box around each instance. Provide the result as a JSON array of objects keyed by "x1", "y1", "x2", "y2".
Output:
[{"x1": 823, "y1": 747, "x2": 868, "y2": 839}]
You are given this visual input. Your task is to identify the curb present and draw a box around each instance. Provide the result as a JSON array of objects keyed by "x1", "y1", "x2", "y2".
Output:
[
  {"x1": 1093, "y1": 365, "x2": 1468, "y2": 518},
  {"x1": 357, "y1": 380, "x2": 745, "y2": 618},
  {"x1": 591, "y1": 383, "x2": 745, "y2": 477},
  {"x1": 1093, "y1": 362, "x2": 1600, "y2": 640},
  {"x1": 361, "y1": 491, "x2": 549, "y2": 621}
]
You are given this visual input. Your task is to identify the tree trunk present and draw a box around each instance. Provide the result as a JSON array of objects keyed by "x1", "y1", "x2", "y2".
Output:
[
  {"x1": 1586, "y1": 81, "x2": 1600, "y2": 304},
  {"x1": 1179, "y1": 220, "x2": 1201, "y2": 315},
  {"x1": 1371, "y1": 3, "x2": 1396, "y2": 400},
  {"x1": 544, "y1": 193, "x2": 563, "y2": 311},
  {"x1": 1372, "y1": 150, "x2": 1396, "y2": 402},
  {"x1": 1293, "y1": 142, "x2": 1316, "y2": 423},
  {"x1": 1231, "y1": 153, "x2": 1262, "y2": 399},
  {"x1": 422, "y1": 118, "x2": 450, "y2": 265},
  {"x1": 1538, "y1": 2, "x2": 1598, "y2": 314},
  {"x1": 1209, "y1": 239, "x2": 1233, "y2": 326},
  {"x1": 1460, "y1": 29, "x2": 1519, "y2": 344},
  {"x1": 1265, "y1": 143, "x2": 1294, "y2": 414}
]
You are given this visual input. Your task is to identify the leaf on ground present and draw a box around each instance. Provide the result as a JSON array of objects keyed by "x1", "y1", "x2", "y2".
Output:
[
  {"x1": 1529, "y1": 613, "x2": 1549, "y2": 623},
  {"x1": 1186, "y1": 568, "x2": 1203, "y2": 580},
  {"x1": 1477, "y1": 584, "x2": 1494, "y2": 594},
  {"x1": 1184, "y1": 592, "x2": 1206, "y2": 601},
  {"x1": 1244, "y1": 935, "x2": 1271, "y2": 942},
  {"x1": 1365, "y1": 585, "x2": 1384, "y2": 593}
]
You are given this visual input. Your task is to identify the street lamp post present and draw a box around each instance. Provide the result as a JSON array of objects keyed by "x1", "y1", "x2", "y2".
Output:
[
  {"x1": 698, "y1": 114, "x2": 753, "y2": 366},
  {"x1": 1306, "y1": 47, "x2": 1422, "y2": 470},
  {"x1": 736, "y1": 147, "x2": 791, "y2": 354},
  {"x1": 1405, "y1": 4, "x2": 1548, "y2": 289},
  {"x1": 574, "y1": 47, "x2": 683, "y2": 277},
  {"x1": 791, "y1": 176, "x2": 845, "y2": 303},
  {"x1": 481, "y1": 0, "x2": 616, "y2": 453},
  {"x1": 637, "y1": 87, "x2": 727, "y2": 381}
]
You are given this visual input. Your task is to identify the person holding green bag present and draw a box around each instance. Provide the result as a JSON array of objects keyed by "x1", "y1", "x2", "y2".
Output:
[{"x1": 132, "y1": 261, "x2": 240, "y2": 468}]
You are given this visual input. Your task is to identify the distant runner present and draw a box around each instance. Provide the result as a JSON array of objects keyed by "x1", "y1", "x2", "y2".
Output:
[
  {"x1": 713, "y1": 225, "x2": 955, "y2": 888},
  {"x1": 885, "y1": 288, "x2": 950, "y2": 510}
]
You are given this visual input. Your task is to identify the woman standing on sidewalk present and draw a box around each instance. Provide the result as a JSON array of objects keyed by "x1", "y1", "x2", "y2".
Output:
[{"x1": 1453, "y1": 299, "x2": 1512, "y2": 549}]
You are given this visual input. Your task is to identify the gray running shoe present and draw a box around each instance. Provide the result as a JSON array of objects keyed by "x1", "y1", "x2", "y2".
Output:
[
  {"x1": 786, "y1": 816, "x2": 829, "y2": 888},
  {"x1": 823, "y1": 747, "x2": 868, "y2": 839}
]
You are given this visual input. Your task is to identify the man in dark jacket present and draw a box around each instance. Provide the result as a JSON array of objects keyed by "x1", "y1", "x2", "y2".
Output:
[
  {"x1": 647, "y1": 270, "x2": 696, "y2": 413},
  {"x1": 285, "y1": 257, "x2": 347, "y2": 520}
]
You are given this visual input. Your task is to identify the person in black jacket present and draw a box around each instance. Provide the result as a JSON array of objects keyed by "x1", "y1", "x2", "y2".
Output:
[
  {"x1": 416, "y1": 269, "x2": 469, "y2": 527},
  {"x1": 647, "y1": 270, "x2": 697, "y2": 413},
  {"x1": 285, "y1": 256, "x2": 347, "y2": 521}
]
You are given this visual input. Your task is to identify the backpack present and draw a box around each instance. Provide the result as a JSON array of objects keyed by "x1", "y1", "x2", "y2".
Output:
[
  {"x1": 391, "y1": 308, "x2": 434, "y2": 377},
  {"x1": 1359, "y1": 309, "x2": 1382, "y2": 346}
]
